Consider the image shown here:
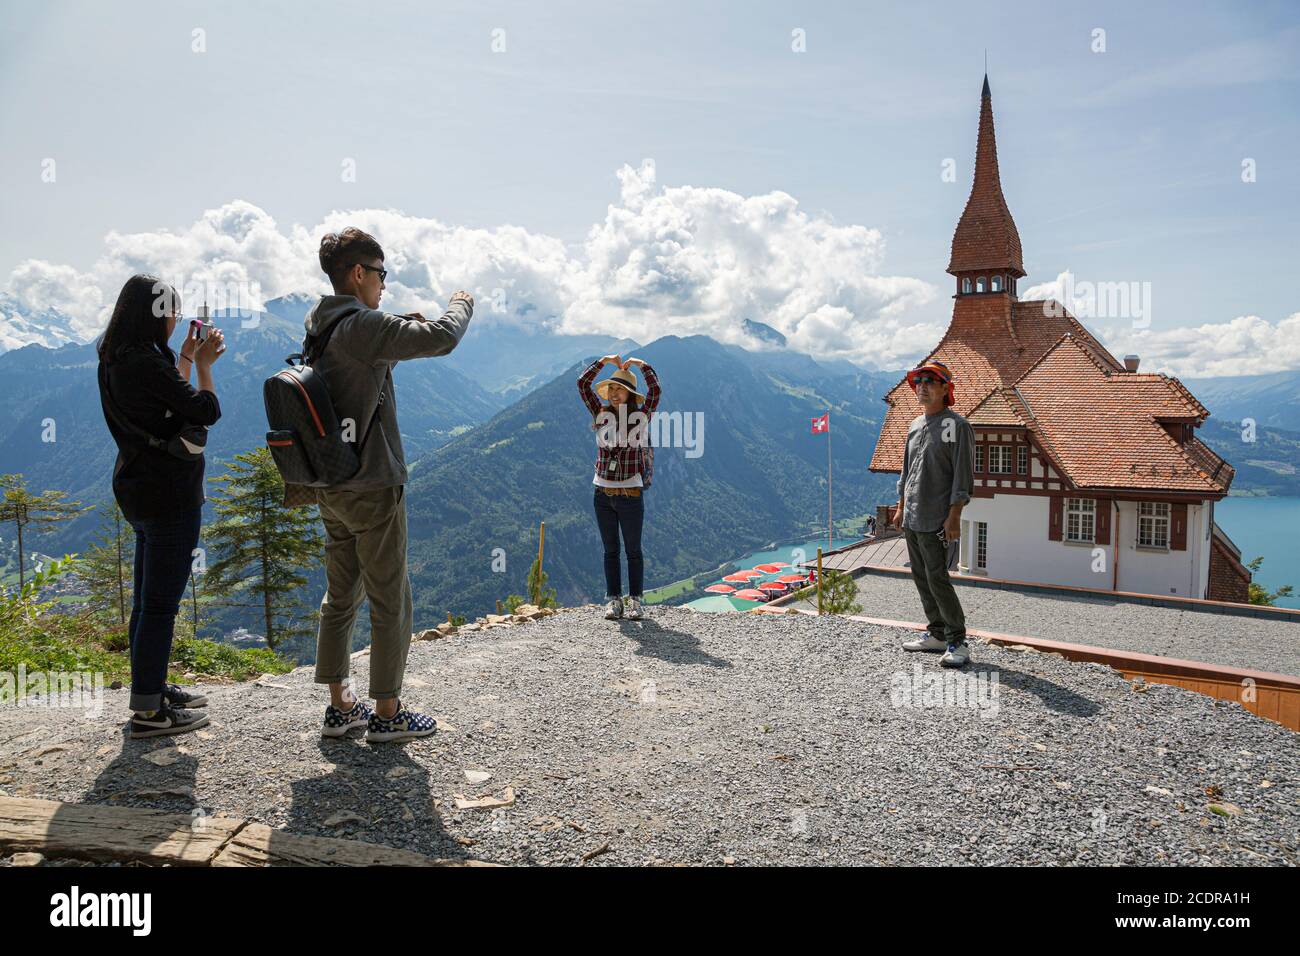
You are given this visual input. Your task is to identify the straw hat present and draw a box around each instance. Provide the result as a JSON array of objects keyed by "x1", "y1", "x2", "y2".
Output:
[{"x1": 595, "y1": 365, "x2": 645, "y2": 402}]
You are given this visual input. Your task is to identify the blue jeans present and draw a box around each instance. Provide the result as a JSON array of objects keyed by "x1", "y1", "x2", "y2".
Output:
[
  {"x1": 593, "y1": 488, "x2": 644, "y2": 598},
  {"x1": 127, "y1": 508, "x2": 203, "y2": 712}
]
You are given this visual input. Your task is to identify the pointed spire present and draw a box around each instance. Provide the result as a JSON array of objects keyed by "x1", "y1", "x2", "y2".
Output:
[{"x1": 947, "y1": 74, "x2": 1025, "y2": 278}]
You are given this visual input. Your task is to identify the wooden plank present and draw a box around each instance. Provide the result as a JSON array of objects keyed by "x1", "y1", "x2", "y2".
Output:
[
  {"x1": 211, "y1": 822, "x2": 492, "y2": 867},
  {"x1": 0, "y1": 797, "x2": 496, "y2": 867},
  {"x1": 0, "y1": 796, "x2": 242, "y2": 865}
]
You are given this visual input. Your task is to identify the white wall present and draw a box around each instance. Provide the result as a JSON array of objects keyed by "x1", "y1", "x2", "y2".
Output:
[
  {"x1": 1112, "y1": 500, "x2": 1211, "y2": 599},
  {"x1": 958, "y1": 494, "x2": 1213, "y2": 598}
]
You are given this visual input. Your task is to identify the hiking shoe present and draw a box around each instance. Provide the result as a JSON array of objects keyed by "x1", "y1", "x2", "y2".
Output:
[
  {"x1": 603, "y1": 596, "x2": 624, "y2": 620},
  {"x1": 162, "y1": 683, "x2": 208, "y2": 709},
  {"x1": 625, "y1": 596, "x2": 644, "y2": 620},
  {"x1": 902, "y1": 633, "x2": 948, "y2": 653},
  {"x1": 129, "y1": 703, "x2": 210, "y2": 739},
  {"x1": 322, "y1": 699, "x2": 373, "y2": 738},
  {"x1": 940, "y1": 642, "x2": 971, "y2": 668},
  {"x1": 366, "y1": 701, "x2": 437, "y2": 744}
]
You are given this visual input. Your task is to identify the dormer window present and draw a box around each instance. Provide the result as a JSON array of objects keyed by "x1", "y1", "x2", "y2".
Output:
[
  {"x1": 961, "y1": 277, "x2": 972, "y2": 294},
  {"x1": 976, "y1": 276, "x2": 986, "y2": 293},
  {"x1": 990, "y1": 275, "x2": 1003, "y2": 292}
]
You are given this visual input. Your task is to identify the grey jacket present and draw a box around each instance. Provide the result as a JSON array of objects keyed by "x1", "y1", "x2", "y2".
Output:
[
  {"x1": 897, "y1": 408, "x2": 974, "y2": 533},
  {"x1": 294, "y1": 294, "x2": 472, "y2": 495}
]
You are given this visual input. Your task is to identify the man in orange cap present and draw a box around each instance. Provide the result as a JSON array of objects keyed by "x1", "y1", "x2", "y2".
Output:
[{"x1": 890, "y1": 359, "x2": 975, "y2": 667}]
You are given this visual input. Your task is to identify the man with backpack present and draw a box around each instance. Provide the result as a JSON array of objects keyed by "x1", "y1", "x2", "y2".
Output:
[{"x1": 286, "y1": 227, "x2": 473, "y2": 742}]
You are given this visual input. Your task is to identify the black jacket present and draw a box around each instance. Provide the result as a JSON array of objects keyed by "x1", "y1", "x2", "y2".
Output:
[{"x1": 98, "y1": 344, "x2": 222, "y2": 522}]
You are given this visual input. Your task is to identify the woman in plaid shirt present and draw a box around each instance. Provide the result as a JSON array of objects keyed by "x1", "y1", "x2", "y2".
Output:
[{"x1": 577, "y1": 354, "x2": 661, "y2": 620}]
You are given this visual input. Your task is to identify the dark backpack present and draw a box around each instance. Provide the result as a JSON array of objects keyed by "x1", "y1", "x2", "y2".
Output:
[{"x1": 263, "y1": 320, "x2": 384, "y2": 487}]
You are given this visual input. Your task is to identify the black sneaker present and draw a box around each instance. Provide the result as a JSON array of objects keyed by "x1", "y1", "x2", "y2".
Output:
[
  {"x1": 322, "y1": 699, "x2": 373, "y2": 738},
  {"x1": 129, "y1": 703, "x2": 210, "y2": 739},
  {"x1": 162, "y1": 683, "x2": 208, "y2": 709}
]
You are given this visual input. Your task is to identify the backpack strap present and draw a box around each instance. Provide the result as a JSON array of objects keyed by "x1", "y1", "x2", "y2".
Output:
[
  {"x1": 295, "y1": 317, "x2": 388, "y2": 452},
  {"x1": 291, "y1": 317, "x2": 345, "y2": 368}
]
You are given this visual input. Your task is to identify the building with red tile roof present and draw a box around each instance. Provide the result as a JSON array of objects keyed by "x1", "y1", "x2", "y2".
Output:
[{"x1": 870, "y1": 76, "x2": 1250, "y2": 602}]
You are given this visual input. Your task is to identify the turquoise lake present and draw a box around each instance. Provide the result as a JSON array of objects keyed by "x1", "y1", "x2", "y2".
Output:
[{"x1": 1215, "y1": 497, "x2": 1300, "y2": 609}]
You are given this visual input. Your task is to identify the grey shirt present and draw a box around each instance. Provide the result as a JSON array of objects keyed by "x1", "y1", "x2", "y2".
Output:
[
  {"x1": 897, "y1": 408, "x2": 975, "y2": 532},
  {"x1": 286, "y1": 294, "x2": 472, "y2": 501}
]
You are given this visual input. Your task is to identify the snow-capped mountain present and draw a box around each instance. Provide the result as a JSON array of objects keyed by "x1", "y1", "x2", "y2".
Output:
[
  {"x1": 262, "y1": 291, "x2": 320, "y2": 327},
  {"x1": 0, "y1": 294, "x2": 86, "y2": 353}
]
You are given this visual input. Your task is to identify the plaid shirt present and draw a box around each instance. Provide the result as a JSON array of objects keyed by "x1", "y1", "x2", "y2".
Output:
[{"x1": 578, "y1": 360, "x2": 661, "y2": 487}]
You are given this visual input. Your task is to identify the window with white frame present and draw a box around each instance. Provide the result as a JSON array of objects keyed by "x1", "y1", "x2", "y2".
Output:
[
  {"x1": 1016, "y1": 444, "x2": 1029, "y2": 474},
  {"x1": 988, "y1": 445, "x2": 1012, "y2": 474},
  {"x1": 974, "y1": 444, "x2": 984, "y2": 472},
  {"x1": 976, "y1": 276, "x2": 986, "y2": 293},
  {"x1": 1065, "y1": 498, "x2": 1095, "y2": 543},
  {"x1": 976, "y1": 522, "x2": 988, "y2": 570},
  {"x1": 991, "y1": 275, "x2": 1003, "y2": 292},
  {"x1": 1138, "y1": 501, "x2": 1170, "y2": 548},
  {"x1": 961, "y1": 277, "x2": 972, "y2": 294}
]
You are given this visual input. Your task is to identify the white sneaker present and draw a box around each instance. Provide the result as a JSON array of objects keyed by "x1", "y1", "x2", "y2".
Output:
[
  {"x1": 902, "y1": 633, "x2": 948, "y2": 653},
  {"x1": 603, "y1": 596, "x2": 624, "y2": 620},
  {"x1": 940, "y1": 642, "x2": 971, "y2": 668},
  {"x1": 625, "y1": 597, "x2": 644, "y2": 620}
]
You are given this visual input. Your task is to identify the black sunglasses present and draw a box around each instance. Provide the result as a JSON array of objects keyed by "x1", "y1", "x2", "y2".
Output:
[
  {"x1": 914, "y1": 375, "x2": 943, "y2": 385},
  {"x1": 358, "y1": 263, "x2": 388, "y2": 282}
]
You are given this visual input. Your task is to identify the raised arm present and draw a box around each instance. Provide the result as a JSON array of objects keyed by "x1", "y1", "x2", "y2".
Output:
[
  {"x1": 579, "y1": 354, "x2": 620, "y2": 418},
  {"x1": 146, "y1": 353, "x2": 222, "y2": 426},
  {"x1": 358, "y1": 294, "x2": 474, "y2": 364},
  {"x1": 636, "y1": 361, "x2": 660, "y2": 416}
]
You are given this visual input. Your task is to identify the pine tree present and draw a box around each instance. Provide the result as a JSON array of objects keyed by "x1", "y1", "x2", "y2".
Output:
[
  {"x1": 1246, "y1": 556, "x2": 1293, "y2": 607},
  {"x1": 203, "y1": 448, "x2": 323, "y2": 649},
  {"x1": 526, "y1": 554, "x2": 557, "y2": 608},
  {"x1": 176, "y1": 565, "x2": 218, "y2": 641},
  {"x1": 0, "y1": 474, "x2": 87, "y2": 592},
  {"x1": 81, "y1": 501, "x2": 134, "y2": 625}
]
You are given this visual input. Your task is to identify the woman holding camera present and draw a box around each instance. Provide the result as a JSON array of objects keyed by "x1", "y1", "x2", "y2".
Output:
[
  {"x1": 577, "y1": 354, "x2": 660, "y2": 620},
  {"x1": 97, "y1": 275, "x2": 224, "y2": 738}
]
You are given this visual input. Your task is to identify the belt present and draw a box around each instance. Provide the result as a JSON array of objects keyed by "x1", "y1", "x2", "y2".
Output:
[{"x1": 598, "y1": 486, "x2": 641, "y2": 497}]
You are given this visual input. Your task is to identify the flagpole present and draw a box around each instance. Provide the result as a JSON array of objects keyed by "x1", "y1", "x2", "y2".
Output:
[{"x1": 827, "y1": 411, "x2": 832, "y2": 550}]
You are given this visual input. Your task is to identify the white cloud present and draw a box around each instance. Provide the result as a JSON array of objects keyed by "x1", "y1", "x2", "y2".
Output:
[
  {"x1": 563, "y1": 160, "x2": 938, "y2": 366},
  {"x1": 1, "y1": 162, "x2": 937, "y2": 368},
  {"x1": 1024, "y1": 270, "x2": 1300, "y2": 378},
  {"x1": 7, "y1": 191, "x2": 1295, "y2": 378},
  {"x1": 1099, "y1": 313, "x2": 1300, "y2": 378}
]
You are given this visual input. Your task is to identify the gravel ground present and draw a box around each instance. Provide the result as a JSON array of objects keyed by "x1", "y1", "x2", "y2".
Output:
[
  {"x1": 1, "y1": 605, "x2": 1295, "y2": 866},
  {"x1": 788, "y1": 572, "x2": 1300, "y2": 677}
]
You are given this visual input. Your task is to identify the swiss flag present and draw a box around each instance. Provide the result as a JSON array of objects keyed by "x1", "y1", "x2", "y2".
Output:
[{"x1": 810, "y1": 413, "x2": 829, "y2": 434}]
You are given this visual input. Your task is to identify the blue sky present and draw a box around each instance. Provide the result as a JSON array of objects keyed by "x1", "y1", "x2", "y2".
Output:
[{"x1": 1, "y1": 0, "x2": 1297, "y2": 375}]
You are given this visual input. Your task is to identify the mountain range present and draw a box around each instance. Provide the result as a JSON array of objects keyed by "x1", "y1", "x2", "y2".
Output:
[
  {"x1": 1, "y1": 293, "x2": 1298, "y2": 640},
  {"x1": 0, "y1": 294, "x2": 82, "y2": 353},
  {"x1": 404, "y1": 333, "x2": 900, "y2": 620}
]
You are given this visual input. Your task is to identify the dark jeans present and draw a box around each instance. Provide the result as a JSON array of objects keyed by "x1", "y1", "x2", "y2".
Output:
[
  {"x1": 127, "y1": 508, "x2": 203, "y2": 712},
  {"x1": 593, "y1": 487, "x2": 644, "y2": 598},
  {"x1": 903, "y1": 527, "x2": 966, "y2": 644}
]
